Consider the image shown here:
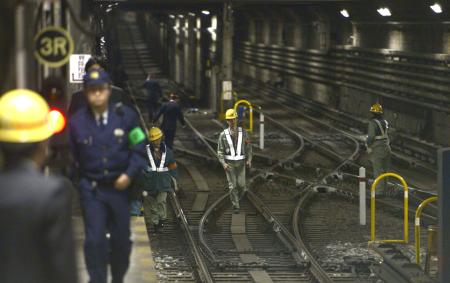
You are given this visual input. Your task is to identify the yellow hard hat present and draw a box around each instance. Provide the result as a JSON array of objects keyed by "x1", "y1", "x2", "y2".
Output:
[
  {"x1": 0, "y1": 89, "x2": 54, "y2": 143},
  {"x1": 148, "y1": 127, "x2": 163, "y2": 142},
  {"x1": 225, "y1": 109, "x2": 237, "y2": 120},
  {"x1": 370, "y1": 103, "x2": 383, "y2": 114}
]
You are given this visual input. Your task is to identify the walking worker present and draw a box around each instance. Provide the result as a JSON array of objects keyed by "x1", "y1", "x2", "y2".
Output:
[
  {"x1": 0, "y1": 89, "x2": 77, "y2": 283},
  {"x1": 69, "y1": 69, "x2": 147, "y2": 283},
  {"x1": 142, "y1": 127, "x2": 178, "y2": 232},
  {"x1": 366, "y1": 103, "x2": 391, "y2": 197},
  {"x1": 153, "y1": 93, "x2": 186, "y2": 149},
  {"x1": 217, "y1": 109, "x2": 253, "y2": 214},
  {"x1": 143, "y1": 73, "x2": 162, "y2": 121}
]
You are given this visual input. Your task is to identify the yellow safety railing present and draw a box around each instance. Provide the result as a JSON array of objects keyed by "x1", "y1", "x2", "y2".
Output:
[
  {"x1": 233, "y1": 99, "x2": 253, "y2": 133},
  {"x1": 415, "y1": 196, "x2": 437, "y2": 264},
  {"x1": 370, "y1": 173, "x2": 409, "y2": 244}
]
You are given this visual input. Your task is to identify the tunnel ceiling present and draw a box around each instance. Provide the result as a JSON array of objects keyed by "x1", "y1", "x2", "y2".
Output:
[{"x1": 116, "y1": 0, "x2": 450, "y2": 22}]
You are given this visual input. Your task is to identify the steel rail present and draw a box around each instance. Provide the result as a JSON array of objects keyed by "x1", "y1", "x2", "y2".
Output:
[{"x1": 121, "y1": 23, "x2": 214, "y2": 283}]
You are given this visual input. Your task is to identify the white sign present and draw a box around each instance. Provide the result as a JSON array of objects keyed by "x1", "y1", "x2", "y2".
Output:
[
  {"x1": 70, "y1": 54, "x2": 91, "y2": 83},
  {"x1": 222, "y1": 80, "x2": 232, "y2": 100}
]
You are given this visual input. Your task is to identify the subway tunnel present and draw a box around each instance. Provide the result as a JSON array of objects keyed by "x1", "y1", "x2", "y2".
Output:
[{"x1": 0, "y1": 0, "x2": 449, "y2": 282}]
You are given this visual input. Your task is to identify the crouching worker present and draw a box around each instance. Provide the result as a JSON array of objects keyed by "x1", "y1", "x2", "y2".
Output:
[{"x1": 142, "y1": 127, "x2": 178, "y2": 232}]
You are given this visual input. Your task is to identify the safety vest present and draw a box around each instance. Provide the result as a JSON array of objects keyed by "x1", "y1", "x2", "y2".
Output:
[
  {"x1": 224, "y1": 127, "x2": 245, "y2": 161},
  {"x1": 373, "y1": 119, "x2": 389, "y2": 141},
  {"x1": 146, "y1": 144, "x2": 168, "y2": 172}
]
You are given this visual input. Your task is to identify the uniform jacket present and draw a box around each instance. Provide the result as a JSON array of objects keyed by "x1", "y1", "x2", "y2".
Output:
[
  {"x1": 153, "y1": 100, "x2": 186, "y2": 131},
  {"x1": 217, "y1": 127, "x2": 253, "y2": 166},
  {"x1": 69, "y1": 103, "x2": 147, "y2": 181},
  {"x1": 143, "y1": 79, "x2": 162, "y2": 103},
  {"x1": 367, "y1": 117, "x2": 390, "y2": 147},
  {"x1": 0, "y1": 161, "x2": 77, "y2": 283},
  {"x1": 139, "y1": 142, "x2": 177, "y2": 193}
]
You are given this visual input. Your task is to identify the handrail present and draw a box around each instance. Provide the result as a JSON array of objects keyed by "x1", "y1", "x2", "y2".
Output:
[
  {"x1": 415, "y1": 196, "x2": 438, "y2": 265},
  {"x1": 370, "y1": 172, "x2": 409, "y2": 244},
  {"x1": 233, "y1": 99, "x2": 253, "y2": 133}
]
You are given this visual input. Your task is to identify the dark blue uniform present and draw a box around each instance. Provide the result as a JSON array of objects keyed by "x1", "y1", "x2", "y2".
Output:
[
  {"x1": 153, "y1": 100, "x2": 186, "y2": 148},
  {"x1": 69, "y1": 103, "x2": 146, "y2": 283},
  {"x1": 143, "y1": 79, "x2": 162, "y2": 121}
]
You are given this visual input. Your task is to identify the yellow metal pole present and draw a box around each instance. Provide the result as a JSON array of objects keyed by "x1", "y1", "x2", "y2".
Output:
[
  {"x1": 415, "y1": 196, "x2": 438, "y2": 264},
  {"x1": 233, "y1": 99, "x2": 253, "y2": 133},
  {"x1": 370, "y1": 173, "x2": 409, "y2": 244}
]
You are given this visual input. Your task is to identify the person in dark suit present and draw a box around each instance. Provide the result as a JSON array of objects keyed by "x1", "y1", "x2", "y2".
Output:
[
  {"x1": 153, "y1": 93, "x2": 186, "y2": 149},
  {"x1": 143, "y1": 73, "x2": 162, "y2": 121},
  {"x1": 68, "y1": 56, "x2": 131, "y2": 118},
  {"x1": 0, "y1": 89, "x2": 77, "y2": 283},
  {"x1": 69, "y1": 69, "x2": 147, "y2": 283}
]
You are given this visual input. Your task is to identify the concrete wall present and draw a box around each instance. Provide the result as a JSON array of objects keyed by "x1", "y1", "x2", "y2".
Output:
[{"x1": 234, "y1": 10, "x2": 450, "y2": 146}]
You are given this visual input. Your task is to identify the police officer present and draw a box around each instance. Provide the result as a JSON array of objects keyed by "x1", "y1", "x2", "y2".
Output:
[
  {"x1": 153, "y1": 93, "x2": 186, "y2": 149},
  {"x1": 366, "y1": 103, "x2": 391, "y2": 196},
  {"x1": 69, "y1": 69, "x2": 147, "y2": 283},
  {"x1": 68, "y1": 56, "x2": 131, "y2": 117},
  {"x1": 0, "y1": 89, "x2": 77, "y2": 283},
  {"x1": 217, "y1": 109, "x2": 253, "y2": 214},
  {"x1": 141, "y1": 127, "x2": 178, "y2": 232}
]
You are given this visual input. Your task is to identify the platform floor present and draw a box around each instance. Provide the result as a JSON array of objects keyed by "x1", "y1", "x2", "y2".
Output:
[{"x1": 73, "y1": 216, "x2": 157, "y2": 283}]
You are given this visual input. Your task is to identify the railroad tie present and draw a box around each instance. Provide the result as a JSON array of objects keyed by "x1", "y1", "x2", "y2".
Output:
[
  {"x1": 249, "y1": 270, "x2": 274, "y2": 283},
  {"x1": 231, "y1": 213, "x2": 260, "y2": 264},
  {"x1": 178, "y1": 157, "x2": 210, "y2": 212}
]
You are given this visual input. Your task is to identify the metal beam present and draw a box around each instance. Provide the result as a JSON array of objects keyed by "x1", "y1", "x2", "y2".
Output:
[{"x1": 438, "y1": 148, "x2": 450, "y2": 283}]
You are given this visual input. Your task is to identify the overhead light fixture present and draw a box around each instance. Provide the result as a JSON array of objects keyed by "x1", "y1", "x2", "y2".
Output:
[
  {"x1": 169, "y1": 14, "x2": 175, "y2": 19},
  {"x1": 178, "y1": 14, "x2": 184, "y2": 18},
  {"x1": 189, "y1": 12, "x2": 196, "y2": 16},
  {"x1": 201, "y1": 10, "x2": 210, "y2": 15},
  {"x1": 430, "y1": 3, "x2": 443, "y2": 13},
  {"x1": 340, "y1": 9, "x2": 350, "y2": 18},
  {"x1": 377, "y1": 7, "x2": 391, "y2": 17}
]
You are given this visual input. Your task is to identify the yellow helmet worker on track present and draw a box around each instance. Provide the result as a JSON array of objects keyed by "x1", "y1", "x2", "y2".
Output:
[
  {"x1": 370, "y1": 103, "x2": 383, "y2": 114},
  {"x1": 0, "y1": 89, "x2": 55, "y2": 143},
  {"x1": 148, "y1": 127, "x2": 163, "y2": 142},
  {"x1": 225, "y1": 109, "x2": 238, "y2": 120}
]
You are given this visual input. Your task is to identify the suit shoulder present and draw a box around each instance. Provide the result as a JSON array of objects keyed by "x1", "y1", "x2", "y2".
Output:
[{"x1": 69, "y1": 107, "x2": 89, "y2": 125}]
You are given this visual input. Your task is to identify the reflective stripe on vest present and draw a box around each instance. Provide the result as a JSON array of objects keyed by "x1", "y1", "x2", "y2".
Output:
[
  {"x1": 224, "y1": 127, "x2": 245, "y2": 161},
  {"x1": 146, "y1": 144, "x2": 169, "y2": 172},
  {"x1": 374, "y1": 119, "x2": 389, "y2": 141}
]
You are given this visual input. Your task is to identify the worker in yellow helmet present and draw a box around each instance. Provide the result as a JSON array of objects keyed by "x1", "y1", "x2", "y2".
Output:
[
  {"x1": 366, "y1": 103, "x2": 391, "y2": 197},
  {"x1": 141, "y1": 127, "x2": 178, "y2": 232},
  {"x1": 217, "y1": 109, "x2": 253, "y2": 214},
  {"x1": 0, "y1": 89, "x2": 77, "y2": 283}
]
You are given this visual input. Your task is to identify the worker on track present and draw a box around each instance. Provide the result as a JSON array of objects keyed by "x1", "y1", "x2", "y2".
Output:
[
  {"x1": 366, "y1": 103, "x2": 391, "y2": 197},
  {"x1": 217, "y1": 109, "x2": 252, "y2": 214},
  {"x1": 0, "y1": 89, "x2": 77, "y2": 283},
  {"x1": 69, "y1": 69, "x2": 147, "y2": 283},
  {"x1": 153, "y1": 93, "x2": 186, "y2": 149},
  {"x1": 141, "y1": 127, "x2": 178, "y2": 232},
  {"x1": 142, "y1": 73, "x2": 162, "y2": 122}
]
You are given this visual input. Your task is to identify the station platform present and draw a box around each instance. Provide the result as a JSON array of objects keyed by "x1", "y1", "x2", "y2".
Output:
[{"x1": 73, "y1": 216, "x2": 157, "y2": 283}]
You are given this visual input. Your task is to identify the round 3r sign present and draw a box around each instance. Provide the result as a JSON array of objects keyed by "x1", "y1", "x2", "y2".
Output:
[{"x1": 34, "y1": 26, "x2": 74, "y2": 68}]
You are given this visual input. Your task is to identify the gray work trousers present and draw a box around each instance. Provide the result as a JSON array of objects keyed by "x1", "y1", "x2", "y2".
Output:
[
  {"x1": 145, "y1": 192, "x2": 167, "y2": 225},
  {"x1": 224, "y1": 161, "x2": 247, "y2": 209},
  {"x1": 369, "y1": 142, "x2": 391, "y2": 194}
]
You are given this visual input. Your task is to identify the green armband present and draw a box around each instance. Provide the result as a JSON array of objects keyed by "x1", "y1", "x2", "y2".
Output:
[{"x1": 129, "y1": 127, "x2": 146, "y2": 145}]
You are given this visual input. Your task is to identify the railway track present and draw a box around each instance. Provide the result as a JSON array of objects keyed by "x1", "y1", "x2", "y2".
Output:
[{"x1": 115, "y1": 15, "x2": 437, "y2": 283}]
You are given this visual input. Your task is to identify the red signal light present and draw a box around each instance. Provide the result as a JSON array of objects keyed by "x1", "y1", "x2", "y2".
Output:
[{"x1": 48, "y1": 108, "x2": 66, "y2": 134}]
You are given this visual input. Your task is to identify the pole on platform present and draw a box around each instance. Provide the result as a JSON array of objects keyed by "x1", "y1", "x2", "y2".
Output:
[
  {"x1": 359, "y1": 167, "x2": 366, "y2": 225},
  {"x1": 259, "y1": 111, "x2": 264, "y2": 150},
  {"x1": 438, "y1": 148, "x2": 450, "y2": 283},
  {"x1": 15, "y1": 4, "x2": 26, "y2": 88}
]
